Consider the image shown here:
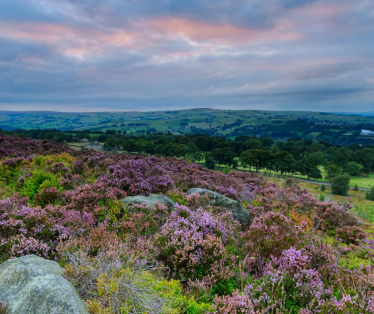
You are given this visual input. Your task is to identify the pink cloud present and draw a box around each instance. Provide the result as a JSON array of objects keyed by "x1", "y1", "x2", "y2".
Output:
[
  {"x1": 287, "y1": 1, "x2": 356, "y2": 33},
  {"x1": 0, "y1": 21, "x2": 140, "y2": 59},
  {"x1": 150, "y1": 17, "x2": 301, "y2": 44}
]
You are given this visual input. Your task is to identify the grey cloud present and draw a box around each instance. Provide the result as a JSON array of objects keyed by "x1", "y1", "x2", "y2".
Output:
[
  {"x1": 0, "y1": 0, "x2": 374, "y2": 112},
  {"x1": 294, "y1": 62, "x2": 366, "y2": 81}
]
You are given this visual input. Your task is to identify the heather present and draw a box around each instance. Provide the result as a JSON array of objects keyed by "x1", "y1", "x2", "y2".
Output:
[{"x1": 1, "y1": 134, "x2": 374, "y2": 313}]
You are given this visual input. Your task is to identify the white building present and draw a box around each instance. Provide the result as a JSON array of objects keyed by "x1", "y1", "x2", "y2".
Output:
[{"x1": 361, "y1": 129, "x2": 374, "y2": 136}]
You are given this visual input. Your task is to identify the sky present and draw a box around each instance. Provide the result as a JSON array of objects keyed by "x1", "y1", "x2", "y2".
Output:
[{"x1": 0, "y1": 0, "x2": 374, "y2": 112}]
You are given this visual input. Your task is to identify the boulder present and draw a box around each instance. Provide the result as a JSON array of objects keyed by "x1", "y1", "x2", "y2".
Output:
[
  {"x1": 120, "y1": 194, "x2": 174, "y2": 209},
  {"x1": 186, "y1": 188, "x2": 250, "y2": 225},
  {"x1": 0, "y1": 255, "x2": 87, "y2": 314}
]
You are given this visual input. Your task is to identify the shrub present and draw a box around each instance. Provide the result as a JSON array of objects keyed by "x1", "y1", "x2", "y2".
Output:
[
  {"x1": 365, "y1": 187, "x2": 374, "y2": 201},
  {"x1": 312, "y1": 201, "x2": 358, "y2": 233},
  {"x1": 20, "y1": 169, "x2": 60, "y2": 202},
  {"x1": 221, "y1": 166, "x2": 232, "y2": 175},
  {"x1": 121, "y1": 202, "x2": 170, "y2": 237},
  {"x1": 0, "y1": 302, "x2": 8, "y2": 314},
  {"x1": 243, "y1": 211, "x2": 301, "y2": 261},
  {"x1": 65, "y1": 248, "x2": 184, "y2": 314},
  {"x1": 353, "y1": 184, "x2": 359, "y2": 191},
  {"x1": 248, "y1": 247, "x2": 327, "y2": 312},
  {"x1": 336, "y1": 226, "x2": 367, "y2": 245},
  {"x1": 154, "y1": 205, "x2": 239, "y2": 286},
  {"x1": 320, "y1": 184, "x2": 326, "y2": 192},
  {"x1": 283, "y1": 178, "x2": 295, "y2": 188},
  {"x1": 205, "y1": 157, "x2": 215, "y2": 170},
  {"x1": 166, "y1": 190, "x2": 210, "y2": 209},
  {"x1": 213, "y1": 291, "x2": 257, "y2": 314},
  {"x1": 34, "y1": 187, "x2": 59, "y2": 206},
  {"x1": 319, "y1": 193, "x2": 325, "y2": 202},
  {"x1": 331, "y1": 175, "x2": 350, "y2": 196}
]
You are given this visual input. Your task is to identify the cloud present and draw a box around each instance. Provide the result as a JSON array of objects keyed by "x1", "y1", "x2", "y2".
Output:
[
  {"x1": 294, "y1": 62, "x2": 366, "y2": 81},
  {"x1": 0, "y1": 0, "x2": 373, "y2": 112}
]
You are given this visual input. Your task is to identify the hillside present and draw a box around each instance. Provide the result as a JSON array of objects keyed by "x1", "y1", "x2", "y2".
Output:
[
  {"x1": 1, "y1": 134, "x2": 374, "y2": 313},
  {"x1": 1, "y1": 109, "x2": 374, "y2": 144}
]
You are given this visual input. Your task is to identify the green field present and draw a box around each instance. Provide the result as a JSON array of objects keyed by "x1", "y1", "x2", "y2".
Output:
[
  {"x1": 1, "y1": 109, "x2": 374, "y2": 136},
  {"x1": 350, "y1": 174, "x2": 374, "y2": 188}
]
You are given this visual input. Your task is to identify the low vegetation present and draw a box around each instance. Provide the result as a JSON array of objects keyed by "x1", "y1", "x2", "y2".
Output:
[{"x1": 1, "y1": 134, "x2": 374, "y2": 313}]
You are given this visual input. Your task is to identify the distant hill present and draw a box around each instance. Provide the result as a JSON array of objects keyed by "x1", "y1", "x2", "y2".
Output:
[
  {"x1": 1, "y1": 108, "x2": 374, "y2": 145},
  {"x1": 332, "y1": 111, "x2": 374, "y2": 117}
]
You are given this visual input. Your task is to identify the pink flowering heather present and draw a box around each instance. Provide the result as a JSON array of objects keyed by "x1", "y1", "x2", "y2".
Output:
[
  {"x1": 155, "y1": 204, "x2": 240, "y2": 285},
  {"x1": 1, "y1": 134, "x2": 374, "y2": 312}
]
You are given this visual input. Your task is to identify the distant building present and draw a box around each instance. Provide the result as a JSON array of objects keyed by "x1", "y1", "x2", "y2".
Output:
[
  {"x1": 361, "y1": 129, "x2": 374, "y2": 136},
  {"x1": 81, "y1": 138, "x2": 89, "y2": 147},
  {"x1": 86, "y1": 141, "x2": 103, "y2": 151}
]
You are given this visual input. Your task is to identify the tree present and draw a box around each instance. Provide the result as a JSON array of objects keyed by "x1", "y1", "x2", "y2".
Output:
[
  {"x1": 325, "y1": 164, "x2": 342, "y2": 183},
  {"x1": 331, "y1": 148, "x2": 351, "y2": 169},
  {"x1": 306, "y1": 142, "x2": 325, "y2": 154},
  {"x1": 331, "y1": 175, "x2": 350, "y2": 196},
  {"x1": 212, "y1": 148, "x2": 234, "y2": 166},
  {"x1": 260, "y1": 137, "x2": 274, "y2": 148},
  {"x1": 186, "y1": 151, "x2": 204, "y2": 163},
  {"x1": 299, "y1": 152, "x2": 325, "y2": 179},
  {"x1": 352, "y1": 149, "x2": 374, "y2": 173},
  {"x1": 187, "y1": 142, "x2": 199, "y2": 154},
  {"x1": 273, "y1": 151, "x2": 295, "y2": 175},
  {"x1": 365, "y1": 187, "x2": 374, "y2": 201},
  {"x1": 205, "y1": 157, "x2": 215, "y2": 170},
  {"x1": 212, "y1": 148, "x2": 226, "y2": 166},
  {"x1": 104, "y1": 137, "x2": 119, "y2": 150},
  {"x1": 345, "y1": 162, "x2": 363, "y2": 176},
  {"x1": 244, "y1": 138, "x2": 263, "y2": 150},
  {"x1": 240, "y1": 150, "x2": 255, "y2": 170},
  {"x1": 240, "y1": 149, "x2": 270, "y2": 172}
]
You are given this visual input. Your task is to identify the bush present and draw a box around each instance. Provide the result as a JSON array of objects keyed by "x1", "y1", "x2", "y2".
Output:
[
  {"x1": 0, "y1": 302, "x2": 8, "y2": 314},
  {"x1": 365, "y1": 187, "x2": 374, "y2": 201},
  {"x1": 154, "y1": 205, "x2": 239, "y2": 286},
  {"x1": 34, "y1": 187, "x2": 59, "y2": 206},
  {"x1": 213, "y1": 291, "x2": 255, "y2": 313},
  {"x1": 319, "y1": 194, "x2": 325, "y2": 202},
  {"x1": 320, "y1": 184, "x2": 326, "y2": 192},
  {"x1": 283, "y1": 178, "x2": 294, "y2": 188},
  {"x1": 331, "y1": 175, "x2": 350, "y2": 196},
  {"x1": 336, "y1": 226, "x2": 367, "y2": 245},
  {"x1": 242, "y1": 211, "x2": 301, "y2": 262},
  {"x1": 65, "y1": 248, "x2": 184, "y2": 314},
  {"x1": 353, "y1": 184, "x2": 359, "y2": 191},
  {"x1": 205, "y1": 157, "x2": 215, "y2": 170}
]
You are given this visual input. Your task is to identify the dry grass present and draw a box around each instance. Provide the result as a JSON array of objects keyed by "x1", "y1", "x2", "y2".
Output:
[{"x1": 65, "y1": 249, "x2": 175, "y2": 314}]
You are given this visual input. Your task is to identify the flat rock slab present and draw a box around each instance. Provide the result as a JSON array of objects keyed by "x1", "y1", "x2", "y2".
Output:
[
  {"x1": 186, "y1": 188, "x2": 250, "y2": 225},
  {"x1": 0, "y1": 255, "x2": 87, "y2": 314},
  {"x1": 120, "y1": 194, "x2": 174, "y2": 209}
]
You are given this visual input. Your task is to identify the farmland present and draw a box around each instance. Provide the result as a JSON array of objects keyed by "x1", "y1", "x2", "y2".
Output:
[{"x1": 1, "y1": 109, "x2": 374, "y2": 146}]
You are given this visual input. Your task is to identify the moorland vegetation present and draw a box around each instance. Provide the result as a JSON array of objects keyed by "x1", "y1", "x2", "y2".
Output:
[{"x1": 0, "y1": 134, "x2": 374, "y2": 313}]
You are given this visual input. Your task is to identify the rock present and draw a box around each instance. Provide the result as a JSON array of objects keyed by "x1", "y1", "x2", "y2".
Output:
[
  {"x1": 0, "y1": 255, "x2": 87, "y2": 314},
  {"x1": 186, "y1": 188, "x2": 250, "y2": 225},
  {"x1": 120, "y1": 194, "x2": 174, "y2": 209}
]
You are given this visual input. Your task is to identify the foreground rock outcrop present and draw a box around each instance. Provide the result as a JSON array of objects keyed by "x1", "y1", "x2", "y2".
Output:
[
  {"x1": 186, "y1": 188, "x2": 250, "y2": 225},
  {"x1": 120, "y1": 194, "x2": 174, "y2": 209},
  {"x1": 0, "y1": 255, "x2": 87, "y2": 314}
]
